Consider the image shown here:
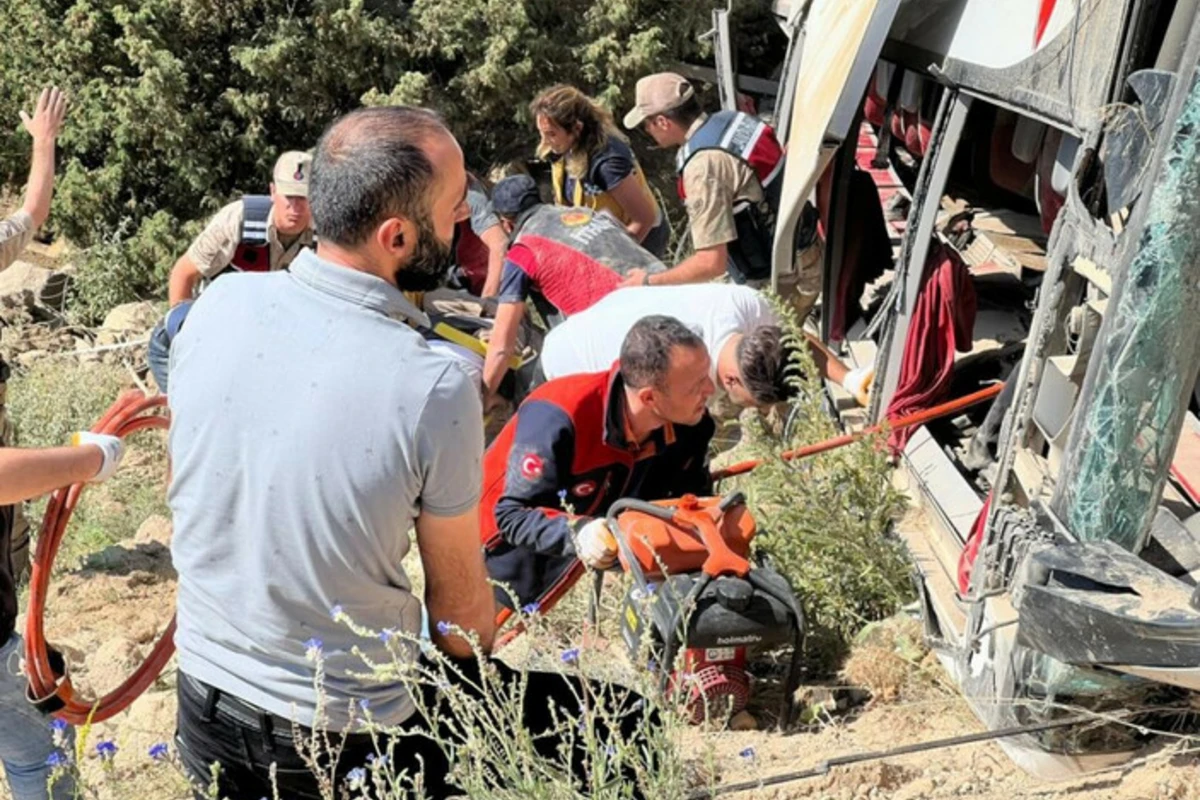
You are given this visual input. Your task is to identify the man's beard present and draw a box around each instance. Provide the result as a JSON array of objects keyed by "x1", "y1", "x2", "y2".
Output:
[{"x1": 394, "y1": 216, "x2": 456, "y2": 292}]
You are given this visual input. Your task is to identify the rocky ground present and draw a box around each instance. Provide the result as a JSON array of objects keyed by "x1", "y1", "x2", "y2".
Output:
[
  {"x1": 2, "y1": 251, "x2": 1199, "y2": 798},
  {"x1": 0, "y1": 241, "x2": 160, "y2": 390}
]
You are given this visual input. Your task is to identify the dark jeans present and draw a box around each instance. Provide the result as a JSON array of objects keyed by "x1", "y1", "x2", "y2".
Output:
[
  {"x1": 147, "y1": 320, "x2": 171, "y2": 394},
  {"x1": 176, "y1": 658, "x2": 655, "y2": 800}
]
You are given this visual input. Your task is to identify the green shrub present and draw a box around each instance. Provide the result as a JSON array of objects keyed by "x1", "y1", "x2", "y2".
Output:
[
  {"x1": 70, "y1": 211, "x2": 199, "y2": 325},
  {"x1": 0, "y1": 0, "x2": 725, "y2": 320},
  {"x1": 729, "y1": 300, "x2": 912, "y2": 669},
  {"x1": 7, "y1": 359, "x2": 128, "y2": 448}
]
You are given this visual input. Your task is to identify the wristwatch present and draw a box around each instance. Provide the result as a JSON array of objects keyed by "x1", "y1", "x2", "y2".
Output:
[{"x1": 641, "y1": 272, "x2": 651, "y2": 286}]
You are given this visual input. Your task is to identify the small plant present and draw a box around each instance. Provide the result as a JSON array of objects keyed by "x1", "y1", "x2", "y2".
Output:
[
  {"x1": 67, "y1": 212, "x2": 194, "y2": 325},
  {"x1": 730, "y1": 296, "x2": 912, "y2": 670},
  {"x1": 7, "y1": 360, "x2": 128, "y2": 450},
  {"x1": 44, "y1": 714, "x2": 200, "y2": 799},
  {"x1": 327, "y1": 606, "x2": 701, "y2": 799}
]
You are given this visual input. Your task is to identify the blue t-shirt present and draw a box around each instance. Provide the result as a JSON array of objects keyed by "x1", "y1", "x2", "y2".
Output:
[{"x1": 560, "y1": 137, "x2": 637, "y2": 205}]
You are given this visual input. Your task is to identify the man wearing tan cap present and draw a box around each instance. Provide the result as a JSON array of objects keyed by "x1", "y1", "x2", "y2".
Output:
[
  {"x1": 149, "y1": 150, "x2": 315, "y2": 391},
  {"x1": 620, "y1": 74, "x2": 818, "y2": 316}
]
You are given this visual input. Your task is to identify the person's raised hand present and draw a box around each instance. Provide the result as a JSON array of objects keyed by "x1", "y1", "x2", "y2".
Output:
[{"x1": 20, "y1": 87, "x2": 68, "y2": 145}]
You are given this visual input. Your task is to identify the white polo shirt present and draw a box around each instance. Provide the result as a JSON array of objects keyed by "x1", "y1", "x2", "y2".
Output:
[
  {"x1": 540, "y1": 284, "x2": 777, "y2": 381},
  {"x1": 168, "y1": 249, "x2": 483, "y2": 729}
]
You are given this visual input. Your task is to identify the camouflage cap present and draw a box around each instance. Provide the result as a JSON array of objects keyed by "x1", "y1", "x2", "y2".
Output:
[{"x1": 273, "y1": 151, "x2": 312, "y2": 197}]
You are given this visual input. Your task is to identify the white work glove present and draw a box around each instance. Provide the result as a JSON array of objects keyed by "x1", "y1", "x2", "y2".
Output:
[
  {"x1": 575, "y1": 518, "x2": 619, "y2": 570},
  {"x1": 841, "y1": 367, "x2": 874, "y2": 408},
  {"x1": 71, "y1": 432, "x2": 125, "y2": 483}
]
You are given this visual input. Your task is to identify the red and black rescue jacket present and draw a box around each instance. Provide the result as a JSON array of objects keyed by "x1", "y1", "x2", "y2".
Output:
[{"x1": 480, "y1": 364, "x2": 715, "y2": 609}]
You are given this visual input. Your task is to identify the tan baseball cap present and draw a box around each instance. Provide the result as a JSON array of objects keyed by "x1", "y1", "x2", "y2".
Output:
[
  {"x1": 623, "y1": 73, "x2": 695, "y2": 129},
  {"x1": 273, "y1": 151, "x2": 312, "y2": 197}
]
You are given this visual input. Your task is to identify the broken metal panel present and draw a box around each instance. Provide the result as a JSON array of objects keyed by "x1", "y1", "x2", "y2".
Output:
[
  {"x1": 1138, "y1": 506, "x2": 1200, "y2": 579},
  {"x1": 771, "y1": 3, "x2": 810, "y2": 141},
  {"x1": 1051, "y1": 64, "x2": 1200, "y2": 553},
  {"x1": 938, "y1": 0, "x2": 1133, "y2": 132},
  {"x1": 1016, "y1": 540, "x2": 1200, "y2": 667}
]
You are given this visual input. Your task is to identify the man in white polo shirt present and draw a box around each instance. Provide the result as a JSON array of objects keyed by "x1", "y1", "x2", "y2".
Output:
[
  {"x1": 539, "y1": 284, "x2": 872, "y2": 407},
  {"x1": 168, "y1": 106, "x2": 653, "y2": 800}
]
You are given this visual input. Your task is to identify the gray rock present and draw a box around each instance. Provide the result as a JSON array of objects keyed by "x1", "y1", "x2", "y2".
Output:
[{"x1": 100, "y1": 301, "x2": 159, "y2": 336}]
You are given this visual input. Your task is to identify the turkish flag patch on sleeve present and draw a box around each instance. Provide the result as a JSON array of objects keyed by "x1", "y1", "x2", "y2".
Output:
[{"x1": 520, "y1": 453, "x2": 545, "y2": 481}]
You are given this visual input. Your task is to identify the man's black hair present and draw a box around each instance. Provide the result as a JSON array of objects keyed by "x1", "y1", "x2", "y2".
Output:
[
  {"x1": 310, "y1": 106, "x2": 448, "y2": 247},
  {"x1": 620, "y1": 315, "x2": 706, "y2": 390},
  {"x1": 661, "y1": 95, "x2": 704, "y2": 128},
  {"x1": 736, "y1": 325, "x2": 798, "y2": 405}
]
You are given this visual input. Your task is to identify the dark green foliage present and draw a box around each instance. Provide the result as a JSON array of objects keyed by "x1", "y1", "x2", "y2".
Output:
[{"x1": 1, "y1": 0, "x2": 725, "y2": 320}]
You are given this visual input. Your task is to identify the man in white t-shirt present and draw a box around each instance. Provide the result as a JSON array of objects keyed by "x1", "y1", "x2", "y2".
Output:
[{"x1": 540, "y1": 284, "x2": 871, "y2": 407}]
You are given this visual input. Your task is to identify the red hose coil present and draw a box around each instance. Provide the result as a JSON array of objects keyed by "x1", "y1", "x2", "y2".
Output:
[{"x1": 24, "y1": 391, "x2": 176, "y2": 724}]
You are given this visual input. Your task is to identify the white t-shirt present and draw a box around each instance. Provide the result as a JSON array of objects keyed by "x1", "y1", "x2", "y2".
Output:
[{"x1": 540, "y1": 284, "x2": 777, "y2": 381}]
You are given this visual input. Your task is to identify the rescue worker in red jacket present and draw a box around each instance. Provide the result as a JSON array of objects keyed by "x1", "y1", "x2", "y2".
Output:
[
  {"x1": 481, "y1": 315, "x2": 716, "y2": 610},
  {"x1": 619, "y1": 74, "x2": 821, "y2": 319},
  {"x1": 481, "y1": 173, "x2": 666, "y2": 398},
  {"x1": 148, "y1": 151, "x2": 315, "y2": 392}
]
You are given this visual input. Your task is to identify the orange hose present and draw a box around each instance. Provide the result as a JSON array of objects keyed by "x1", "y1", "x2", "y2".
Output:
[
  {"x1": 24, "y1": 391, "x2": 175, "y2": 724},
  {"x1": 710, "y1": 383, "x2": 1004, "y2": 481}
]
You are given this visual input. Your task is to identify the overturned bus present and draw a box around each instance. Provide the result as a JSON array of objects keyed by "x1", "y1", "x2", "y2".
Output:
[{"x1": 706, "y1": 0, "x2": 1200, "y2": 779}]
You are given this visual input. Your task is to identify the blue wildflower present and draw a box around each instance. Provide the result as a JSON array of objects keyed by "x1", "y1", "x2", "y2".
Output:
[
  {"x1": 358, "y1": 698, "x2": 370, "y2": 712},
  {"x1": 367, "y1": 753, "x2": 388, "y2": 767},
  {"x1": 560, "y1": 647, "x2": 580, "y2": 664},
  {"x1": 436, "y1": 620, "x2": 451, "y2": 636},
  {"x1": 148, "y1": 743, "x2": 169, "y2": 761},
  {"x1": 330, "y1": 605, "x2": 344, "y2": 620},
  {"x1": 379, "y1": 628, "x2": 395, "y2": 643},
  {"x1": 739, "y1": 746, "x2": 756, "y2": 760},
  {"x1": 50, "y1": 718, "x2": 68, "y2": 733},
  {"x1": 605, "y1": 744, "x2": 617, "y2": 757},
  {"x1": 521, "y1": 602, "x2": 540, "y2": 615},
  {"x1": 304, "y1": 638, "x2": 323, "y2": 659},
  {"x1": 45, "y1": 751, "x2": 66, "y2": 768},
  {"x1": 96, "y1": 740, "x2": 118, "y2": 761},
  {"x1": 347, "y1": 766, "x2": 367, "y2": 788}
]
